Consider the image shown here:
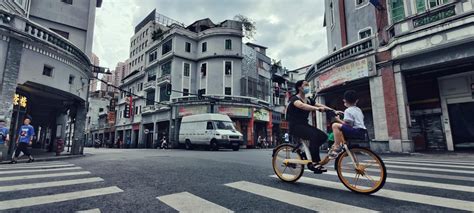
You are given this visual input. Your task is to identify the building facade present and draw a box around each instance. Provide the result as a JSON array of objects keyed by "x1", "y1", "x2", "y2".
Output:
[
  {"x1": 115, "y1": 12, "x2": 274, "y2": 149},
  {"x1": 306, "y1": 0, "x2": 474, "y2": 152},
  {"x1": 0, "y1": 0, "x2": 101, "y2": 156}
]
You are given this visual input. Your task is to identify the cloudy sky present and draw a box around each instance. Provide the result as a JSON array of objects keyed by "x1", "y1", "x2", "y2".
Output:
[{"x1": 92, "y1": 0, "x2": 327, "y2": 70}]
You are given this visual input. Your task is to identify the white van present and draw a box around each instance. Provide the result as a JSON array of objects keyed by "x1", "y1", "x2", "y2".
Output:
[{"x1": 179, "y1": 113, "x2": 243, "y2": 151}]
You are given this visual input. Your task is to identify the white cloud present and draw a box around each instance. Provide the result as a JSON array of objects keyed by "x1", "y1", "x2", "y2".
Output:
[{"x1": 92, "y1": 0, "x2": 328, "y2": 70}]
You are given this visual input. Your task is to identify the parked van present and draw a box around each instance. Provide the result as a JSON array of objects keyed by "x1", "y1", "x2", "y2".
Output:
[{"x1": 179, "y1": 113, "x2": 243, "y2": 151}]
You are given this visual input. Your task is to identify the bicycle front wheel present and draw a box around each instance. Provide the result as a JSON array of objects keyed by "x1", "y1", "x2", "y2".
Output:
[
  {"x1": 335, "y1": 147, "x2": 387, "y2": 194},
  {"x1": 272, "y1": 144, "x2": 304, "y2": 182}
]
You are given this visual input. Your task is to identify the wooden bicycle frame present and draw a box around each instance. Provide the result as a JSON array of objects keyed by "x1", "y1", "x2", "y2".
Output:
[{"x1": 282, "y1": 140, "x2": 358, "y2": 167}]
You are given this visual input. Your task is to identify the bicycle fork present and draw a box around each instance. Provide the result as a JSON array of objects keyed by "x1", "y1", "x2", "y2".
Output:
[{"x1": 343, "y1": 144, "x2": 359, "y2": 168}]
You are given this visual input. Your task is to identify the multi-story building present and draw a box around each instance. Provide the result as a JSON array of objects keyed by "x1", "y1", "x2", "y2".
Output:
[
  {"x1": 306, "y1": 0, "x2": 474, "y2": 152},
  {"x1": 115, "y1": 12, "x2": 274, "y2": 148},
  {"x1": 89, "y1": 53, "x2": 100, "y2": 92},
  {"x1": 0, "y1": 0, "x2": 101, "y2": 156}
]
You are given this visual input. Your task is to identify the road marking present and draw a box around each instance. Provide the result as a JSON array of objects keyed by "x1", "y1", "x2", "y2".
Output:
[
  {"x1": 76, "y1": 208, "x2": 101, "y2": 213},
  {"x1": 384, "y1": 164, "x2": 474, "y2": 174},
  {"x1": 0, "y1": 164, "x2": 76, "y2": 170},
  {"x1": 0, "y1": 186, "x2": 123, "y2": 210},
  {"x1": 157, "y1": 192, "x2": 233, "y2": 213},
  {"x1": 384, "y1": 158, "x2": 474, "y2": 165},
  {"x1": 0, "y1": 171, "x2": 91, "y2": 182},
  {"x1": 304, "y1": 170, "x2": 474, "y2": 193},
  {"x1": 271, "y1": 175, "x2": 474, "y2": 211},
  {"x1": 0, "y1": 177, "x2": 103, "y2": 192},
  {"x1": 225, "y1": 181, "x2": 376, "y2": 212},
  {"x1": 0, "y1": 167, "x2": 82, "y2": 175},
  {"x1": 382, "y1": 160, "x2": 474, "y2": 169},
  {"x1": 0, "y1": 161, "x2": 67, "y2": 167}
]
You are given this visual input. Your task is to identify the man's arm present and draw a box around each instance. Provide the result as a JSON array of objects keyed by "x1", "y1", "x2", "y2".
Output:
[{"x1": 294, "y1": 100, "x2": 324, "y2": 112}]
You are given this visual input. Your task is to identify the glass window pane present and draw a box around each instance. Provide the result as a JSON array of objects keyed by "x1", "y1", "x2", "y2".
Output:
[
  {"x1": 416, "y1": 0, "x2": 426, "y2": 13},
  {"x1": 390, "y1": 0, "x2": 405, "y2": 22}
]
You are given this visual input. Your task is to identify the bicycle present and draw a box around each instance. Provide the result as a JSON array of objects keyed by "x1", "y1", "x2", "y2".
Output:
[{"x1": 271, "y1": 111, "x2": 387, "y2": 194}]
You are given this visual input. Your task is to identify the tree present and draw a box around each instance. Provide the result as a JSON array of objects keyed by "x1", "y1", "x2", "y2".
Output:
[
  {"x1": 234, "y1": 14, "x2": 256, "y2": 40},
  {"x1": 151, "y1": 28, "x2": 164, "y2": 41}
]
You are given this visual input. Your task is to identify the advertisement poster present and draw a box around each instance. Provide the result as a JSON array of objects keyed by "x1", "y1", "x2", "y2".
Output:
[{"x1": 317, "y1": 58, "x2": 369, "y2": 90}]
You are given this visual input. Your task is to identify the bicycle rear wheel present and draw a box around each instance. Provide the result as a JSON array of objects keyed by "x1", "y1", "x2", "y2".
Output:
[
  {"x1": 335, "y1": 147, "x2": 386, "y2": 194},
  {"x1": 272, "y1": 144, "x2": 304, "y2": 182}
]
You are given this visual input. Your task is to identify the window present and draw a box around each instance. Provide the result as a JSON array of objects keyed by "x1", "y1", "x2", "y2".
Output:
[
  {"x1": 147, "y1": 68, "x2": 156, "y2": 81},
  {"x1": 43, "y1": 65, "x2": 53, "y2": 77},
  {"x1": 146, "y1": 91, "x2": 155, "y2": 106},
  {"x1": 139, "y1": 105, "x2": 142, "y2": 114},
  {"x1": 185, "y1": 42, "x2": 191, "y2": 52},
  {"x1": 429, "y1": 0, "x2": 449, "y2": 8},
  {"x1": 225, "y1": 39, "x2": 232, "y2": 50},
  {"x1": 159, "y1": 85, "x2": 170, "y2": 101},
  {"x1": 225, "y1": 61, "x2": 232, "y2": 75},
  {"x1": 358, "y1": 28, "x2": 372, "y2": 39},
  {"x1": 258, "y1": 60, "x2": 264, "y2": 68},
  {"x1": 183, "y1": 63, "x2": 190, "y2": 77},
  {"x1": 389, "y1": 0, "x2": 405, "y2": 23},
  {"x1": 202, "y1": 42, "x2": 207, "y2": 52},
  {"x1": 162, "y1": 39, "x2": 172, "y2": 55},
  {"x1": 198, "y1": 89, "x2": 206, "y2": 97},
  {"x1": 201, "y1": 63, "x2": 207, "y2": 77},
  {"x1": 206, "y1": 122, "x2": 214, "y2": 130},
  {"x1": 149, "y1": 51, "x2": 157, "y2": 62},
  {"x1": 225, "y1": 87, "x2": 231, "y2": 95},
  {"x1": 99, "y1": 108, "x2": 104, "y2": 112},
  {"x1": 161, "y1": 61, "x2": 171, "y2": 76},
  {"x1": 68, "y1": 75, "x2": 75, "y2": 84},
  {"x1": 145, "y1": 40, "x2": 148, "y2": 47},
  {"x1": 50, "y1": 28, "x2": 69, "y2": 39},
  {"x1": 61, "y1": 0, "x2": 73, "y2": 5},
  {"x1": 330, "y1": 1, "x2": 335, "y2": 28},
  {"x1": 183, "y1": 88, "x2": 189, "y2": 96}
]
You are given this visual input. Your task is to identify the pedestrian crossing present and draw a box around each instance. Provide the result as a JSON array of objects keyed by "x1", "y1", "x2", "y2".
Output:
[
  {"x1": 0, "y1": 161, "x2": 123, "y2": 211},
  {"x1": 157, "y1": 157, "x2": 474, "y2": 212}
]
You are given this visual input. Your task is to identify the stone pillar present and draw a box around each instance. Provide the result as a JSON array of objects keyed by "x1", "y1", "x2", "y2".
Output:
[
  {"x1": 0, "y1": 38, "x2": 22, "y2": 127},
  {"x1": 72, "y1": 103, "x2": 86, "y2": 155},
  {"x1": 394, "y1": 66, "x2": 413, "y2": 152},
  {"x1": 369, "y1": 75, "x2": 390, "y2": 153}
]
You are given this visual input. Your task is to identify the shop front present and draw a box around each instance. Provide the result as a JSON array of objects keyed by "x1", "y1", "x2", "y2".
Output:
[
  {"x1": 253, "y1": 108, "x2": 272, "y2": 148},
  {"x1": 216, "y1": 105, "x2": 251, "y2": 147},
  {"x1": 312, "y1": 57, "x2": 376, "y2": 141}
]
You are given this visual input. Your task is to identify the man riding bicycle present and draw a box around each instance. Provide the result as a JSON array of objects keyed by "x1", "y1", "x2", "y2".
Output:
[{"x1": 286, "y1": 80, "x2": 333, "y2": 173}]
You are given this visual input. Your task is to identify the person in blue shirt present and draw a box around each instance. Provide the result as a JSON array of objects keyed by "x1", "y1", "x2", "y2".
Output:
[
  {"x1": 0, "y1": 119, "x2": 10, "y2": 162},
  {"x1": 11, "y1": 115, "x2": 35, "y2": 164}
]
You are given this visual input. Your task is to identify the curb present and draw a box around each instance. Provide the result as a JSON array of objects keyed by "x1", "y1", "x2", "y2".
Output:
[{"x1": 0, "y1": 153, "x2": 89, "y2": 164}]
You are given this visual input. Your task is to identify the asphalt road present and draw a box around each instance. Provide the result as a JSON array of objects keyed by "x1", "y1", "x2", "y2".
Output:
[{"x1": 0, "y1": 147, "x2": 473, "y2": 212}]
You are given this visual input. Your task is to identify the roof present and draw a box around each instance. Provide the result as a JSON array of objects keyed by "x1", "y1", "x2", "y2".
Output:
[
  {"x1": 121, "y1": 70, "x2": 139, "y2": 82},
  {"x1": 289, "y1": 64, "x2": 312, "y2": 72},
  {"x1": 181, "y1": 113, "x2": 232, "y2": 122},
  {"x1": 246, "y1": 42, "x2": 268, "y2": 50}
]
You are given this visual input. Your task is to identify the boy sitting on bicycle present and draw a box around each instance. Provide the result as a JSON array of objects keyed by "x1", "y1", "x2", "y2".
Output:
[{"x1": 329, "y1": 90, "x2": 367, "y2": 158}]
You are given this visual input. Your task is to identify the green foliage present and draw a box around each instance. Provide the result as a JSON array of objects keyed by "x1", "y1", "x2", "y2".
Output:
[{"x1": 234, "y1": 14, "x2": 256, "y2": 40}]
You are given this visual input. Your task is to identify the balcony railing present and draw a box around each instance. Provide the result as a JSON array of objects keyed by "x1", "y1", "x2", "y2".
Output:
[
  {"x1": 142, "y1": 105, "x2": 156, "y2": 114},
  {"x1": 156, "y1": 74, "x2": 171, "y2": 86},
  {"x1": 316, "y1": 37, "x2": 374, "y2": 72},
  {"x1": 143, "y1": 80, "x2": 156, "y2": 91}
]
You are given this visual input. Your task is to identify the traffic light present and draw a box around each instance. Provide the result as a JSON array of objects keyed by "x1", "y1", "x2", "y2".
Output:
[{"x1": 166, "y1": 84, "x2": 172, "y2": 96}]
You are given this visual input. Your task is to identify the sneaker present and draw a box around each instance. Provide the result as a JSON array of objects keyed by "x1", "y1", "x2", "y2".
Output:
[
  {"x1": 328, "y1": 146, "x2": 343, "y2": 159},
  {"x1": 27, "y1": 158, "x2": 35, "y2": 163},
  {"x1": 10, "y1": 160, "x2": 17, "y2": 164},
  {"x1": 312, "y1": 164, "x2": 327, "y2": 174}
]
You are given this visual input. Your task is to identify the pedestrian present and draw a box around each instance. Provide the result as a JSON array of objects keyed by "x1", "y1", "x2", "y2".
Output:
[
  {"x1": 11, "y1": 115, "x2": 35, "y2": 164},
  {"x1": 160, "y1": 136, "x2": 168, "y2": 149},
  {"x1": 284, "y1": 132, "x2": 289, "y2": 143},
  {"x1": 257, "y1": 135, "x2": 262, "y2": 149},
  {"x1": 0, "y1": 119, "x2": 10, "y2": 162}
]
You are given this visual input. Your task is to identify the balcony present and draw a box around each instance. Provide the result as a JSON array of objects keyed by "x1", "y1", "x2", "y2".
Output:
[
  {"x1": 156, "y1": 74, "x2": 171, "y2": 86},
  {"x1": 142, "y1": 105, "x2": 156, "y2": 114},
  {"x1": 143, "y1": 80, "x2": 156, "y2": 91},
  {"x1": 315, "y1": 37, "x2": 374, "y2": 72}
]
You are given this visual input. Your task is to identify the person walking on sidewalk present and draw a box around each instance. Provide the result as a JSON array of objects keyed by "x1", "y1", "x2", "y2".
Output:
[
  {"x1": 11, "y1": 115, "x2": 35, "y2": 164},
  {"x1": 0, "y1": 119, "x2": 10, "y2": 162}
]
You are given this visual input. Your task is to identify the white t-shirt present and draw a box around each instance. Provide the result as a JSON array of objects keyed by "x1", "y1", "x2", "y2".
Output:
[{"x1": 344, "y1": 106, "x2": 366, "y2": 129}]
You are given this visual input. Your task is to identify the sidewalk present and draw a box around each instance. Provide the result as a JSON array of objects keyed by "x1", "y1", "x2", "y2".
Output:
[{"x1": 0, "y1": 148, "x2": 86, "y2": 164}]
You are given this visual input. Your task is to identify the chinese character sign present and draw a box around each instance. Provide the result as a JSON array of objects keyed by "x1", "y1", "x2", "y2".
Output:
[{"x1": 13, "y1": 94, "x2": 27, "y2": 108}]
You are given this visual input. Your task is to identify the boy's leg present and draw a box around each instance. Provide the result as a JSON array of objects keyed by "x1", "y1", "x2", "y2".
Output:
[{"x1": 331, "y1": 123, "x2": 344, "y2": 148}]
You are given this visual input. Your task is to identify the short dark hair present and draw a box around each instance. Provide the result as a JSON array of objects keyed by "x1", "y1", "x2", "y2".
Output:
[
  {"x1": 24, "y1": 115, "x2": 32, "y2": 121},
  {"x1": 0, "y1": 119, "x2": 5, "y2": 123},
  {"x1": 344, "y1": 90, "x2": 358, "y2": 104},
  {"x1": 294, "y1": 80, "x2": 305, "y2": 94}
]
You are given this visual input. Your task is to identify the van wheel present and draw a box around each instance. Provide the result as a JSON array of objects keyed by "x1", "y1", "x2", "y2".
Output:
[
  {"x1": 232, "y1": 145, "x2": 240, "y2": 151},
  {"x1": 185, "y1": 140, "x2": 193, "y2": 150},
  {"x1": 210, "y1": 139, "x2": 219, "y2": 151}
]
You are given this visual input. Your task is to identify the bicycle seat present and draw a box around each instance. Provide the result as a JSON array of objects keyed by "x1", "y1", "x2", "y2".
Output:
[{"x1": 346, "y1": 130, "x2": 370, "y2": 148}]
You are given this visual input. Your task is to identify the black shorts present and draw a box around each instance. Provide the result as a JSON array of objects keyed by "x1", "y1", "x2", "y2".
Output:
[{"x1": 14, "y1": 142, "x2": 31, "y2": 157}]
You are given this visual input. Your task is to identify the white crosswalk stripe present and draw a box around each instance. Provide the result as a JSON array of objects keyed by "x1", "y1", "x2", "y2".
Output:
[
  {"x1": 303, "y1": 170, "x2": 474, "y2": 193},
  {"x1": 158, "y1": 192, "x2": 233, "y2": 213},
  {"x1": 384, "y1": 164, "x2": 474, "y2": 174},
  {"x1": 0, "y1": 161, "x2": 123, "y2": 211},
  {"x1": 269, "y1": 175, "x2": 473, "y2": 211},
  {"x1": 225, "y1": 181, "x2": 376, "y2": 212},
  {"x1": 0, "y1": 164, "x2": 76, "y2": 170},
  {"x1": 0, "y1": 186, "x2": 123, "y2": 210},
  {"x1": 76, "y1": 208, "x2": 101, "y2": 213},
  {"x1": 0, "y1": 166, "x2": 82, "y2": 175},
  {"x1": 381, "y1": 160, "x2": 474, "y2": 169},
  {"x1": 384, "y1": 158, "x2": 474, "y2": 165}
]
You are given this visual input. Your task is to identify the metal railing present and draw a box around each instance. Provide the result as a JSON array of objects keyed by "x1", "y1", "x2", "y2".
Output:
[
  {"x1": 316, "y1": 37, "x2": 374, "y2": 71},
  {"x1": 156, "y1": 74, "x2": 171, "y2": 86}
]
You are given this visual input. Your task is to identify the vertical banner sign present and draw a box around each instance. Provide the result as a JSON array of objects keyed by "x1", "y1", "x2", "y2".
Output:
[{"x1": 129, "y1": 96, "x2": 133, "y2": 119}]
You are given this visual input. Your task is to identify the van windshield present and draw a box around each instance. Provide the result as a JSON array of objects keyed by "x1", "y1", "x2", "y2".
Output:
[{"x1": 215, "y1": 121, "x2": 235, "y2": 130}]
